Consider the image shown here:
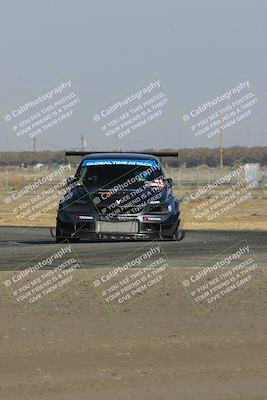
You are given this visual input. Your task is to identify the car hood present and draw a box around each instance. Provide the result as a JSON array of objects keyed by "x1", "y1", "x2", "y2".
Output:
[{"x1": 65, "y1": 184, "x2": 169, "y2": 214}]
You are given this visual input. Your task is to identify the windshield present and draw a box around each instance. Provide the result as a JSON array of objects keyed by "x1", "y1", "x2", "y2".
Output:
[{"x1": 77, "y1": 163, "x2": 164, "y2": 190}]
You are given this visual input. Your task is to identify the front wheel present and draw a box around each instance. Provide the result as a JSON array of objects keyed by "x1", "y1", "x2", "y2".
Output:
[
  {"x1": 56, "y1": 223, "x2": 65, "y2": 243},
  {"x1": 55, "y1": 219, "x2": 80, "y2": 243},
  {"x1": 173, "y1": 229, "x2": 185, "y2": 241},
  {"x1": 160, "y1": 219, "x2": 180, "y2": 240}
]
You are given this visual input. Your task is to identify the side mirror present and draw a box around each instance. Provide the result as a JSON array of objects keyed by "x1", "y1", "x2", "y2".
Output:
[
  {"x1": 166, "y1": 178, "x2": 173, "y2": 187},
  {"x1": 65, "y1": 176, "x2": 78, "y2": 186}
]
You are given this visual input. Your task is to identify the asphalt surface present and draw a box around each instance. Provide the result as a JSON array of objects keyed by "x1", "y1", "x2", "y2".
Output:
[
  {"x1": 1, "y1": 226, "x2": 267, "y2": 400},
  {"x1": 0, "y1": 226, "x2": 266, "y2": 270}
]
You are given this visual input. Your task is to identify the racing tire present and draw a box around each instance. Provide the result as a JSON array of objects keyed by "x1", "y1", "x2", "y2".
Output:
[{"x1": 55, "y1": 219, "x2": 81, "y2": 243}]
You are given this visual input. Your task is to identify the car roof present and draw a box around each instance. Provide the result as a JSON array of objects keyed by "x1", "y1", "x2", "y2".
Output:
[{"x1": 82, "y1": 152, "x2": 159, "y2": 161}]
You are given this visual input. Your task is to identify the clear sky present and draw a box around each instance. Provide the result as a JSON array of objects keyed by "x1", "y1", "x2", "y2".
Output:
[{"x1": 0, "y1": 0, "x2": 266, "y2": 151}]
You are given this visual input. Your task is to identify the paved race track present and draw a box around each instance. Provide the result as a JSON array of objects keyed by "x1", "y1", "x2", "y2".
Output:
[
  {"x1": 0, "y1": 226, "x2": 266, "y2": 270},
  {"x1": 1, "y1": 226, "x2": 267, "y2": 400}
]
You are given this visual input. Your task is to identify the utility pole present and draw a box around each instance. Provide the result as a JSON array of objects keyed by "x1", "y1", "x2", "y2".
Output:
[
  {"x1": 32, "y1": 136, "x2": 37, "y2": 166},
  {"x1": 219, "y1": 112, "x2": 224, "y2": 168},
  {"x1": 33, "y1": 136, "x2": 36, "y2": 153},
  {"x1": 80, "y1": 134, "x2": 86, "y2": 151}
]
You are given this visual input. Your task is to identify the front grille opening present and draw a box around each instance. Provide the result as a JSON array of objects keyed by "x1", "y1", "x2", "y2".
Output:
[
  {"x1": 148, "y1": 205, "x2": 163, "y2": 212},
  {"x1": 76, "y1": 222, "x2": 95, "y2": 231}
]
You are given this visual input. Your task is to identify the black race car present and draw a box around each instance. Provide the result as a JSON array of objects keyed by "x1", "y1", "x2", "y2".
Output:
[{"x1": 55, "y1": 151, "x2": 183, "y2": 242}]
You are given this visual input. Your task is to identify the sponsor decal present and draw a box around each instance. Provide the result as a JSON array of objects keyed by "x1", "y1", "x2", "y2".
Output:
[
  {"x1": 143, "y1": 216, "x2": 162, "y2": 221},
  {"x1": 81, "y1": 159, "x2": 159, "y2": 167},
  {"x1": 75, "y1": 215, "x2": 94, "y2": 220}
]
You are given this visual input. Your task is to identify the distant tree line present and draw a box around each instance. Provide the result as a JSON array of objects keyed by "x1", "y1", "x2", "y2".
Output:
[
  {"x1": 0, "y1": 147, "x2": 267, "y2": 167},
  {"x1": 155, "y1": 147, "x2": 267, "y2": 167},
  {"x1": 0, "y1": 151, "x2": 66, "y2": 167}
]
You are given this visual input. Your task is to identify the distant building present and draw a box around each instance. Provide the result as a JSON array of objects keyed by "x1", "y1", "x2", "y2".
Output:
[
  {"x1": 244, "y1": 163, "x2": 260, "y2": 186},
  {"x1": 34, "y1": 163, "x2": 44, "y2": 169}
]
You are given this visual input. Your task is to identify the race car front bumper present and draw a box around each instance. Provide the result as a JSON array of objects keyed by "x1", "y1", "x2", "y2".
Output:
[{"x1": 57, "y1": 208, "x2": 181, "y2": 240}]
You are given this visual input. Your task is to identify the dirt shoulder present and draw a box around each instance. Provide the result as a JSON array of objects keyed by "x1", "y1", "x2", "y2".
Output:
[{"x1": 0, "y1": 269, "x2": 266, "y2": 400}]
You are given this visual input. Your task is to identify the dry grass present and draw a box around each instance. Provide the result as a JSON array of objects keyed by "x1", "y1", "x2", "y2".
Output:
[
  {"x1": 180, "y1": 198, "x2": 267, "y2": 230},
  {"x1": 0, "y1": 167, "x2": 266, "y2": 230}
]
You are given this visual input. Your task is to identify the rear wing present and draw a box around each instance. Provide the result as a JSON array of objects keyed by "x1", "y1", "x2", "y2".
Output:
[{"x1": 65, "y1": 151, "x2": 178, "y2": 158}]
